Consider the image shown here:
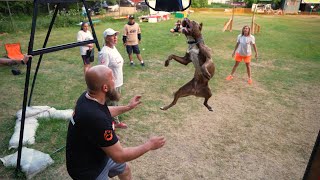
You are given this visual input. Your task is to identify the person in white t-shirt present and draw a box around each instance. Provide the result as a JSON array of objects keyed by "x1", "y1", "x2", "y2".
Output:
[
  {"x1": 226, "y1": 25, "x2": 258, "y2": 85},
  {"x1": 98, "y1": 28, "x2": 127, "y2": 129},
  {"x1": 77, "y1": 22, "x2": 94, "y2": 74}
]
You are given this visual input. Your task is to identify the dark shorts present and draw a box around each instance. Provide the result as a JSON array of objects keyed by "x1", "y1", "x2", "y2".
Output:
[
  {"x1": 96, "y1": 158, "x2": 126, "y2": 180},
  {"x1": 174, "y1": 27, "x2": 180, "y2": 32},
  {"x1": 126, "y1": 45, "x2": 140, "y2": 55},
  {"x1": 81, "y1": 55, "x2": 91, "y2": 65}
]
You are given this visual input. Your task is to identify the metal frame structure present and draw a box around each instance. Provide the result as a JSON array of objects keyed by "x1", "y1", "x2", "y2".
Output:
[
  {"x1": 303, "y1": 130, "x2": 320, "y2": 180},
  {"x1": 16, "y1": 0, "x2": 100, "y2": 173}
]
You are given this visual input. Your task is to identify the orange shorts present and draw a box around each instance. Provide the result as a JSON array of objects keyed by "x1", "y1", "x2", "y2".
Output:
[{"x1": 235, "y1": 53, "x2": 251, "y2": 63}]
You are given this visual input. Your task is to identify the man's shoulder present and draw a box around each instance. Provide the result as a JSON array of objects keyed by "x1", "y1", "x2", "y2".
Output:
[
  {"x1": 100, "y1": 46, "x2": 108, "y2": 53},
  {"x1": 75, "y1": 103, "x2": 110, "y2": 125},
  {"x1": 134, "y1": 23, "x2": 140, "y2": 28}
]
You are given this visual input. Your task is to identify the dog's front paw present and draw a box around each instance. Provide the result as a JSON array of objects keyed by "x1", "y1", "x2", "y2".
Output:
[
  {"x1": 202, "y1": 70, "x2": 211, "y2": 79},
  {"x1": 160, "y1": 107, "x2": 166, "y2": 110},
  {"x1": 164, "y1": 60, "x2": 170, "y2": 67},
  {"x1": 204, "y1": 73, "x2": 211, "y2": 79},
  {"x1": 201, "y1": 66, "x2": 211, "y2": 79}
]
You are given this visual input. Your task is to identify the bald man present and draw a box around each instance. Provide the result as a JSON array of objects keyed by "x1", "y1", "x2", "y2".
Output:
[{"x1": 66, "y1": 65, "x2": 166, "y2": 180}]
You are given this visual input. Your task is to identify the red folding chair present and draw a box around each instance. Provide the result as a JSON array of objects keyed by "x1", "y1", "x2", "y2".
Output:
[{"x1": 5, "y1": 43, "x2": 24, "y2": 60}]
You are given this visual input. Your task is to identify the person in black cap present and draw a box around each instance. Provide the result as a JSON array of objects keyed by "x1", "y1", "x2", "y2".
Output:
[{"x1": 123, "y1": 15, "x2": 145, "y2": 66}]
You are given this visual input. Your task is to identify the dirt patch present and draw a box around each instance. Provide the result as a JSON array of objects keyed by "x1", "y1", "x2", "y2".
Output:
[{"x1": 107, "y1": 81, "x2": 320, "y2": 180}]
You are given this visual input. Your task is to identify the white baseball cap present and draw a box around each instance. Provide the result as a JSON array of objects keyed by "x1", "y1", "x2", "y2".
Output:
[{"x1": 103, "y1": 28, "x2": 119, "y2": 38}]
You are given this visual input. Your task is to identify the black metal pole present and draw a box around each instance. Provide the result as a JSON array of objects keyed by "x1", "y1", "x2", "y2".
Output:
[
  {"x1": 31, "y1": 40, "x2": 96, "y2": 56},
  {"x1": 16, "y1": 0, "x2": 100, "y2": 173},
  {"x1": 28, "y1": 3, "x2": 60, "y2": 106},
  {"x1": 16, "y1": 0, "x2": 38, "y2": 173},
  {"x1": 303, "y1": 130, "x2": 320, "y2": 180},
  {"x1": 82, "y1": 0, "x2": 101, "y2": 51}
]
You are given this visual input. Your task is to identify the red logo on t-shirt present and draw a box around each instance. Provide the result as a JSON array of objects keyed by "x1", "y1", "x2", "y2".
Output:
[{"x1": 104, "y1": 130, "x2": 113, "y2": 141}]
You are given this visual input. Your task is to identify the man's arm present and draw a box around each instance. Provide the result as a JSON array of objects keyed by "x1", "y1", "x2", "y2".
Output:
[
  {"x1": 122, "y1": 35, "x2": 127, "y2": 46},
  {"x1": 0, "y1": 54, "x2": 31, "y2": 66},
  {"x1": 108, "y1": 95, "x2": 141, "y2": 117},
  {"x1": 98, "y1": 50, "x2": 110, "y2": 65},
  {"x1": 137, "y1": 34, "x2": 141, "y2": 42},
  {"x1": 101, "y1": 136, "x2": 166, "y2": 163},
  {"x1": 123, "y1": 26, "x2": 127, "y2": 46}
]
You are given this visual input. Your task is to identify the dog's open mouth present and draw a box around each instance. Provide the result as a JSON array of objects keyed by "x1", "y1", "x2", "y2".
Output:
[
  {"x1": 181, "y1": 18, "x2": 192, "y2": 35},
  {"x1": 181, "y1": 27, "x2": 188, "y2": 34}
]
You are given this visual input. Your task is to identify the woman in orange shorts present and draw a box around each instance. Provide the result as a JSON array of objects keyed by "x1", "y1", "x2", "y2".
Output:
[{"x1": 226, "y1": 25, "x2": 258, "y2": 84}]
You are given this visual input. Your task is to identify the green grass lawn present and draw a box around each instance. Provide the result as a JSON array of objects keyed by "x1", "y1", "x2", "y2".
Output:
[{"x1": 0, "y1": 12, "x2": 319, "y2": 179}]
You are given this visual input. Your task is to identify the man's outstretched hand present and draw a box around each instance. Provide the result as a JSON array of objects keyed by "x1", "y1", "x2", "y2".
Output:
[
  {"x1": 128, "y1": 95, "x2": 142, "y2": 110},
  {"x1": 146, "y1": 136, "x2": 166, "y2": 150}
]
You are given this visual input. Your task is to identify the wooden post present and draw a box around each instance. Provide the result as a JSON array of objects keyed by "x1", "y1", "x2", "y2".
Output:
[
  {"x1": 118, "y1": 0, "x2": 121, "y2": 18},
  {"x1": 251, "y1": 6, "x2": 256, "y2": 35},
  {"x1": 230, "y1": 5, "x2": 235, "y2": 31}
]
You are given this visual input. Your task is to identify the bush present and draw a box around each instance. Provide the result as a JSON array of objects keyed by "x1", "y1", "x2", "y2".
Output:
[
  {"x1": 191, "y1": 0, "x2": 207, "y2": 8},
  {"x1": 207, "y1": 3, "x2": 233, "y2": 8},
  {"x1": 0, "y1": 9, "x2": 82, "y2": 33}
]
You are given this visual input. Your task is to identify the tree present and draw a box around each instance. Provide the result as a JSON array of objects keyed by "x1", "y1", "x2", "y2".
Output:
[
  {"x1": 191, "y1": 0, "x2": 207, "y2": 8},
  {"x1": 243, "y1": 0, "x2": 282, "y2": 8}
]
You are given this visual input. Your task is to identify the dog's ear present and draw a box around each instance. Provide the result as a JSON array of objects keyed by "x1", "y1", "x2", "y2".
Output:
[{"x1": 199, "y1": 23, "x2": 203, "y2": 31}]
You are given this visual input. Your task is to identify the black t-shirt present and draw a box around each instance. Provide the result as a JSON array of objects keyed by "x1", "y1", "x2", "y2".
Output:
[
  {"x1": 66, "y1": 92, "x2": 118, "y2": 179},
  {"x1": 155, "y1": 0, "x2": 183, "y2": 12}
]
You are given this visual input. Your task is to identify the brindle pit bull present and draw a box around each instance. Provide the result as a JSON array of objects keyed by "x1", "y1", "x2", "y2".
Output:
[{"x1": 160, "y1": 18, "x2": 215, "y2": 111}]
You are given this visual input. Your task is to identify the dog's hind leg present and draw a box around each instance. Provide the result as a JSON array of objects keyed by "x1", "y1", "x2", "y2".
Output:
[
  {"x1": 198, "y1": 86, "x2": 213, "y2": 111},
  {"x1": 160, "y1": 81, "x2": 194, "y2": 111}
]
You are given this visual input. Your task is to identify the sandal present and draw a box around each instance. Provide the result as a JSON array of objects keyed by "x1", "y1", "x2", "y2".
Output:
[{"x1": 226, "y1": 75, "x2": 234, "y2": 81}]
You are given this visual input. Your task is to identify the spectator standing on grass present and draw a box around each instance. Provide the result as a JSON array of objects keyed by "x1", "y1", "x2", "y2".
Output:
[
  {"x1": 226, "y1": 25, "x2": 258, "y2": 85},
  {"x1": 77, "y1": 22, "x2": 94, "y2": 74},
  {"x1": 123, "y1": 15, "x2": 145, "y2": 67},
  {"x1": 98, "y1": 28, "x2": 127, "y2": 129},
  {"x1": 66, "y1": 65, "x2": 166, "y2": 179}
]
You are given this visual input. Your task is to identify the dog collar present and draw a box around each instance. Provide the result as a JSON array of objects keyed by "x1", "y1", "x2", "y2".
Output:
[
  {"x1": 187, "y1": 38, "x2": 204, "y2": 44},
  {"x1": 187, "y1": 40, "x2": 197, "y2": 44}
]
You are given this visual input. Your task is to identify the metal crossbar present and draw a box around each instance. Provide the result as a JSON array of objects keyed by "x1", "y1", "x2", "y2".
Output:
[{"x1": 16, "y1": 0, "x2": 101, "y2": 173}]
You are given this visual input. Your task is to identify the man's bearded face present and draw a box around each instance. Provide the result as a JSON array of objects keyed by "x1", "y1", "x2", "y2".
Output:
[{"x1": 106, "y1": 87, "x2": 120, "y2": 101}]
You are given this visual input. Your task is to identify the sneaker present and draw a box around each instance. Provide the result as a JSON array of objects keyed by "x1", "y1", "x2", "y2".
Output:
[
  {"x1": 141, "y1": 62, "x2": 145, "y2": 66},
  {"x1": 130, "y1": 62, "x2": 135, "y2": 66},
  {"x1": 115, "y1": 122, "x2": 128, "y2": 129},
  {"x1": 248, "y1": 79, "x2": 253, "y2": 85},
  {"x1": 226, "y1": 75, "x2": 234, "y2": 81}
]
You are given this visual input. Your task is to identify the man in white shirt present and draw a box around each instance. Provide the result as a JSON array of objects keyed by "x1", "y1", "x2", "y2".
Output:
[{"x1": 98, "y1": 28, "x2": 127, "y2": 129}]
